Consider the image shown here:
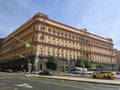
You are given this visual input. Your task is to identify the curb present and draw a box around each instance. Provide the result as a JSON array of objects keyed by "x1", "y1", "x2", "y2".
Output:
[{"x1": 25, "y1": 74, "x2": 120, "y2": 86}]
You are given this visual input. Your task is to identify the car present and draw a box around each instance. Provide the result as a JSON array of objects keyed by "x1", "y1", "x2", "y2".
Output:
[
  {"x1": 116, "y1": 72, "x2": 120, "y2": 75},
  {"x1": 87, "y1": 68, "x2": 101, "y2": 75},
  {"x1": 69, "y1": 67, "x2": 88, "y2": 74},
  {"x1": 69, "y1": 68, "x2": 76, "y2": 74},
  {"x1": 92, "y1": 71, "x2": 116, "y2": 79},
  {"x1": 38, "y1": 70, "x2": 53, "y2": 76}
]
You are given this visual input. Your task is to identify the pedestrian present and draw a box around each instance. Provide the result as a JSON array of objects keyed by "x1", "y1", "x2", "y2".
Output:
[{"x1": 21, "y1": 65, "x2": 24, "y2": 72}]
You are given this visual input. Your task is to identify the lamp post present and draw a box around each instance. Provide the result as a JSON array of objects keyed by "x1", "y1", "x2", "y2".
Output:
[{"x1": 81, "y1": 32, "x2": 85, "y2": 76}]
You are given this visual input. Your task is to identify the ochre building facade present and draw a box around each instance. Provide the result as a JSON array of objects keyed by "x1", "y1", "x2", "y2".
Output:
[
  {"x1": 0, "y1": 13, "x2": 116, "y2": 71},
  {"x1": 115, "y1": 49, "x2": 120, "y2": 71}
]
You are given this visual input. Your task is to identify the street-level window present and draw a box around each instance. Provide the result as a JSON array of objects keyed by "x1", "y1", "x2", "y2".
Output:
[
  {"x1": 40, "y1": 50, "x2": 43, "y2": 55},
  {"x1": 48, "y1": 51, "x2": 50, "y2": 56}
]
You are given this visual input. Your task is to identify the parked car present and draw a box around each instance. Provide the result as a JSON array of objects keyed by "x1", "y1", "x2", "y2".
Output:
[
  {"x1": 87, "y1": 68, "x2": 101, "y2": 75},
  {"x1": 69, "y1": 67, "x2": 88, "y2": 74},
  {"x1": 92, "y1": 71, "x2": 116, "y2": 79},
  {"x1": 116, "y1": 71, "x2": 120, "y2": 75},
  {"x1": 38, "y1": 70, "x2": 53, "y2": 76},
  {"x1": 32, "y1": 70, "x2": 53, "y2": 76},
  {"x1": 69, "y1": 68, "x2": 76, "y2": 74}
]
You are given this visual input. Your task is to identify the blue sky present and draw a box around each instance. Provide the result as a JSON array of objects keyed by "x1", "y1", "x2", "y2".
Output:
[{"x1": 0, "y1": 0, "x2": 120, "y2": 50}]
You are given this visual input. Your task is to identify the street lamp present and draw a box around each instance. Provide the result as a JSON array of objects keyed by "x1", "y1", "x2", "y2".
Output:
[{"x1": 81, "y1": 32, "x2": 85, "y2": 76}]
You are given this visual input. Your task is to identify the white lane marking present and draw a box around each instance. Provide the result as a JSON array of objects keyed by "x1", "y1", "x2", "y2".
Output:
[
  {"x1": 14, "y1": 83, "x2": 33, "y2": 88},
  {"x1": 13, "y1": 87, "x2": 18, "y2": 90},
  {"x1": 19, "y1": 77, "x2": 98, "y2": 90}
]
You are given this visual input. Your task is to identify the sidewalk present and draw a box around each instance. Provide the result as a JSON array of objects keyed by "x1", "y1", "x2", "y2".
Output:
[
  {"x1": 26, "y1": 74, "x2": 120, "y2": 86},
  {"x1": 1, "y1": 72, "x2": 120, "y2": 85}
]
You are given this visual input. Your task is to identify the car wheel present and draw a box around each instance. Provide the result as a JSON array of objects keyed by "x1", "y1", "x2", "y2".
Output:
[
  {"x1": 103, "y1": 76, "x2": 107, "y2": 79},
  {"x1": 107, "y1": 76, "x2": 111, "y2": 79}
]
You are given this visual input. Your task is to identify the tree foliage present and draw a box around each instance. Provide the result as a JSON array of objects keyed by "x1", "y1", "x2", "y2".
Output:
[
  {"x1": 46, "y1": 56, "x2": 58, "y2": 70},
  {"x1": 75, "y1": 58, "x2": 91, "y2": 68},
  {"x1": 96, "y1": 64, "x2": 105, "y2": 70},
  {"x1": 75, "y1": 58, "x2": 83, "y2": 67},
  {"x1": 85, "y1": 60, "x2": 91, "y2": 68}
]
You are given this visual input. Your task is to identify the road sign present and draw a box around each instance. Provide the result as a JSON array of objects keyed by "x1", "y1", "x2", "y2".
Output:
[
  {"x1": 35, "y1": 55, "x2": 39, "y2": 63},
  {"x1": 25, "y1": 43, "x2": 30, "y2": 48}
]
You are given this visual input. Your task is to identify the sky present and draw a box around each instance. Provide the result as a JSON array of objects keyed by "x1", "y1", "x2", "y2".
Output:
[{"x1": 0, "y1": 0, "x2": 120, "y2": 50}]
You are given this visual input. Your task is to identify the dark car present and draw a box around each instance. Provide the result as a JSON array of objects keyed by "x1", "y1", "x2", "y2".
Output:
[
  {"x1": 69, "y1": 68, "x2": 76, "y2": 74},
  {"x1": 38, "y1": 70, "x2": 53, "y2": 76}
]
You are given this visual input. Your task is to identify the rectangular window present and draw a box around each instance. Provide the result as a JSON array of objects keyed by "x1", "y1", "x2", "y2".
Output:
[
  {"x1": 41, "y1": 28, "x2": 44, "y2": 32},
  {"x1": 40, "y1": 50, "x2": 43, "y2": 55}
]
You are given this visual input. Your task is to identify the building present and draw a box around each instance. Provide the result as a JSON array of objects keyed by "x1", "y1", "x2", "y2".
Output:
[
  {"x1": 115, "y1": 49, "x2": 120, "y2": 71},
  {"x1": 0, "y1": 38, "x2": 4, "y2": 53},
  {"x1": 0, "y1": 13, "x2": 116, "y2": 71}
]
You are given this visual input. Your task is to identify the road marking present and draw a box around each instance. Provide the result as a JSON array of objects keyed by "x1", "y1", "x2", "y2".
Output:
[
  {"x1": 13, "y1": 87, "x2": 18, "y2": 90},
  {"x1": 62, "y1": 80, "x2": 65, "y2": 83},
  {"x1": 14, "y1": 83, "x2": 33, "y2": 88},
  {"x1": 20, "y1": 77, "x2": 98, "y2": 90},
  {"x1": 45, "y1": 78, "x2": 48, "y2": 80}
]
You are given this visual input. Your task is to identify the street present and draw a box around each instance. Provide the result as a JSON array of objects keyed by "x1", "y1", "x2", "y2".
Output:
[{"x1": 0, "y1": 75, "x2": 120, "y2": 90}]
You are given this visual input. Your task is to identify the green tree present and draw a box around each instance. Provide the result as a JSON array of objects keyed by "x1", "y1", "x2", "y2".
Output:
[
  {"x1": 84, "y1": 60, "x2": 91, "y2": 68},
  {"x1": 75, "y1": 58, "x2": 91, "y2": 68},
  {"x1": 75, "y1": 58, "x2": 84, "y2": 67},
  {"x1": 46, "y1": 56, "x2": 58, "y2": 70},
  {"x1": 96, "y1": 64, "x2": 105, "y2": 70}
]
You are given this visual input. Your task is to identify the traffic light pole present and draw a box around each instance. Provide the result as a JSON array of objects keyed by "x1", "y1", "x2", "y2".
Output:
[{"x1": 12, "y1": 36, "x2": 39, "y2": 72}]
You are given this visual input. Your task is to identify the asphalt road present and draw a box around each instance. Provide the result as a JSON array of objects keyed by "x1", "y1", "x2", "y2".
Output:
[{"x1": 0, "y1": 76, "x2": 120, "y2": 90}]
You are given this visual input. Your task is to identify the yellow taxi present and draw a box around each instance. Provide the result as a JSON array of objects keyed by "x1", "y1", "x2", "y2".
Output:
[{"x1": 92, "y1": 71, "x2": 116, "y2": 79}]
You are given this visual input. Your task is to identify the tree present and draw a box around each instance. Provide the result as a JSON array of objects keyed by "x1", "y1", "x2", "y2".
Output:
[
  {"x1": 75, "y1": 58, "x2": 91, "y2": 68},
  {"x1": 84, "y1": 60, "x2": 91, "y2": 68},
  {"x1": 46, "y1": 56, "x2": 58, "y2": 70},
  {"x1": 96, "y1": 64, "x2": 105, "y2": 70},
  {"x1": 75, "y1": 58, "x2": 84, "y2": 67}
]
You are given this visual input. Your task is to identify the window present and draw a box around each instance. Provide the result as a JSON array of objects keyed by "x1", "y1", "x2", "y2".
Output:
[
  {"x1": 48, "y1": 28, "x2": 51, "y2": 33},
  {"x1": 61, "y1": 32, "x2": 63, "y2": 36},
  {"x1": 40, "y1": 45, "x2": 44, "y2": 49},
  {"x1": 41, "y1": 27, "x2": 44, "y2": 32},
  {"x1": 53, "y1": 52, "x2": 55, "y2": 56},
  {"x1": 53, "y1": 37, "x2": 55, "y2": 40},
  {"x1": 48, "y1": 35, "x2": 50, "y2": 39},
  {"x1": 48, "y1": 47, "x2": 50, "y2": 50},
  {"x1": 57, "y1": 53, "x2": 59, "y2": 57},
  {"x1": 52, "y1": 47, "x2": 54, "y2": 51},
  {"x1": 48, "y1": 51, "x2": 50, "y2": 56},
  {"x1": 52, "y1": 30, "x2": 55, "y2": 34},
  {"x1": 65, "y1": 33, "x2": 67, "y2": 37},
  {"x1": 40, "y1": 50, "x2": 43, "y2": 55},
  {"x1": 69, "y1": 34, "x2": 71, "y2": 38},
  {"x1": 57, "y1": 31, "x2": 59, "y2": 35},
  {"x1": 57, "y1": 38, "x2": 59, "y2": 41}
]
